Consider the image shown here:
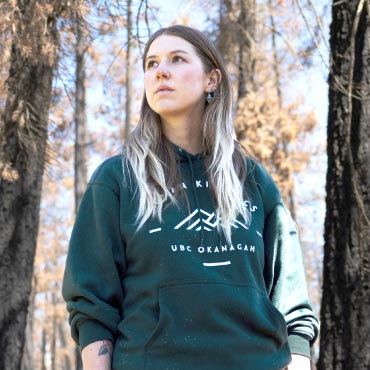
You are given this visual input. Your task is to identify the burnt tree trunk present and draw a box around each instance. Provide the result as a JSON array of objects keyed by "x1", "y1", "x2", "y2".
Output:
[
  {"x1": 0, "y1": 2, "x2": 65, "y2": 369},
  {"x1": 318, "y1": 1, "x2": 370, "y2": 369}
]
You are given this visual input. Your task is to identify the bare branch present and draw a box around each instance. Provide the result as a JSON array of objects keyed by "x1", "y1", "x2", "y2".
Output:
[
  {"x1": 136, "y1": 0, "x2": 151, "y2": 55},
  {"x1": 306, "y1": 0, "x2": 330, "y2": 50},
  {"x1": 294, "y1": 0, "x2": 329, "y2": 70},
  {"x1": 261, "y1": 22, "x2": 305, "y2": 71}
]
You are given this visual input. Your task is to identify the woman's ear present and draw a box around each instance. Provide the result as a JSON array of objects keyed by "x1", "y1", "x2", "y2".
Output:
[{"x1": 206, "y1": 69, "x2": 222, "y2": 92}]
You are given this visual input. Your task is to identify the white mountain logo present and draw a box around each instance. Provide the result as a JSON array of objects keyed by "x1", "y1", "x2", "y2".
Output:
[
  {"x1": 174, "y1": 209, "x2": 249, "y2": 232},
  {"x1": 148, "y1": 201, "x2": 257, "y2": 234}
]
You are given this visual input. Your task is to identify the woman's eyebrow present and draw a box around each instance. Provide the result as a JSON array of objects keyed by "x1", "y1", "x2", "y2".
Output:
[{"x1": 146, "y1": 49, "x2": 190, "y2": 60}]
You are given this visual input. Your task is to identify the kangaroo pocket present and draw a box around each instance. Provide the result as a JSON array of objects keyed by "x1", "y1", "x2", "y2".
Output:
[{"x1": 144, "y1": 280, "x2": 290, "y2": 370}]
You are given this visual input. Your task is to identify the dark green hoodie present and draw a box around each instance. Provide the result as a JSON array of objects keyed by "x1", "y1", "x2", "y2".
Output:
[{"x1": 62, "y1": 146, "x2": 319, "y2": 370}]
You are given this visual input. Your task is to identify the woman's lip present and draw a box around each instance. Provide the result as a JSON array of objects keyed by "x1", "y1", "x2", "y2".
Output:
[
  {"x1": 155, "y1": 86, "x2": 174, "y2": 93},
  {"x1": 156, "y1": 89, "x2": 174, "y2": 94}
]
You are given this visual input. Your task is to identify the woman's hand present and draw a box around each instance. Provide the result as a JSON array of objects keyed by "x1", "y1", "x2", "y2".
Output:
[
  {"x1": 284, "y1": 354, "x2": 311, "y2": 370},
  {"x1": 81, "y1": 339, "x2": 113, "y2": 370}
]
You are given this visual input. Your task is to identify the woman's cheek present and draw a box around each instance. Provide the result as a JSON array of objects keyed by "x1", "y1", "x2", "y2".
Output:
[
  {"x1": 144, "y1": 74, "x2": 153, "y2": 93},
  {"x1": 181, "y1": 70, "x2": 195, "y2": 83}
]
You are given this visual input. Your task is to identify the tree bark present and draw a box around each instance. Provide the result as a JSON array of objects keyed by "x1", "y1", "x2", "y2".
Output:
[
  {"x1": 317, "y1": 1, "x2": 370, "y2": 369},
  {"x1": 21, "y1": 281, "x2": 36, "y2": 370},
  {"x1": 0, "y1": 2, "x2": 63, "y2": 368},
  {"x1": 74, "y1": 15, "x2": 88, "y2": 215}
]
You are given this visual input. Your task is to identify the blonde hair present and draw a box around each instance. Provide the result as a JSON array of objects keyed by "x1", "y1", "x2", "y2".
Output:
[{"x1": 124, "y1": 25, "x2": 249, "y2": 242}]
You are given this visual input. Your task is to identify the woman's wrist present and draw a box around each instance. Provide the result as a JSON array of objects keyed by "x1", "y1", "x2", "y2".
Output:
[
  {"x1": 285, "y1": 353, "x2": 311, "y2": 370},
  {"x1": 81, "y1": 339, "x2": 113, "y2": 370}
]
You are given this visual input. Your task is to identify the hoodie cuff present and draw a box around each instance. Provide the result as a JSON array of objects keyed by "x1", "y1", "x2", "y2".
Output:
[
  {"x1": 77, "y1": 319, "x2": 114, "y2": 350},
  {"x1": 288, "y1": 334, "x2": 311, "y2": 358}
]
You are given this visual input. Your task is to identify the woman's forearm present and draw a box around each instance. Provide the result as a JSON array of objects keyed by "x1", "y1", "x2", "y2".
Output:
[
  {"x1": 81, "y1": 339, "x2": 113, "y2": 370},
  {"x1": 285, "y1": 354, "x2": 311, "y2": 370}
]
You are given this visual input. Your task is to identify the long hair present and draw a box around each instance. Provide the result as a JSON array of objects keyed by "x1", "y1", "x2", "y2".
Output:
[{"x1": 124, "y1": 25, "x2": 249, "y2": 242}]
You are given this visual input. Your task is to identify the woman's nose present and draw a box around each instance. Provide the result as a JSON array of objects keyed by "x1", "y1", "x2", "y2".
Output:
[{"x1": 156, "y1": 62, "x2": 170, "y2": 79}]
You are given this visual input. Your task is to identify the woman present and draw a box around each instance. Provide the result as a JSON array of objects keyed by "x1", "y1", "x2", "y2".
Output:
[{"x1": 62, "y1": 25, "x2": 319, "y2": 370}]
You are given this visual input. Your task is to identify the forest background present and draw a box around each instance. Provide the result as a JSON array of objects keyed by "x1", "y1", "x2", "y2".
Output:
[{"x1": 1, "y1": 0, "x2": 332, "y2": 369}]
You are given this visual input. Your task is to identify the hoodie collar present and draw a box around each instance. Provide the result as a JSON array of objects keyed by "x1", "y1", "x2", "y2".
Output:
[{"x1": 172, "y1": 143, "x2": 205, "y2": 163}]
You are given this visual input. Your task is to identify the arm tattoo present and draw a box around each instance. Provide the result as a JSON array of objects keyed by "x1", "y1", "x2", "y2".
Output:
[{"x1": 98, "y1": 340, "x2": 113, "y2": 359}]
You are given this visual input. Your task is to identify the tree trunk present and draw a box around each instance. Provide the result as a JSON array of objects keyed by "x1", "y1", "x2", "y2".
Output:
[
  {"x1": 237, "y1": 0, "x2": 256, "y2": 100},
  {"x1": 268, "y1": 0, "x2": 296, "y2": 219},
  {"x1": 317, "y1": 1, "x2": 370, "y2": 369},
  {"x1": 0, "y1": 2, "x2": 62, "y2": 368},
  {"x1": 41, "y1": 328, "x2": 47, "y2": 370},
  {"x1": 74, "y1": 12, "x2": 88, "y2": 370},
  {"x1": 59, "y1": 322, "x2": 72, "y2": 370},
  {"x1": 51, "y1": 291, "x2": 57, "y2": 370},
  {"x1": 217, "y1": 0, "x2": 235, "y2": 66},
  {"x1": 74, "y1": 15, "x2": 88, "y2": 214},
  {"x1": 217, "y1": 0, "x2": 256, "y2": 101},
  {"x1": 21, "y1": 281, "x2": 36, "y2": 370}
]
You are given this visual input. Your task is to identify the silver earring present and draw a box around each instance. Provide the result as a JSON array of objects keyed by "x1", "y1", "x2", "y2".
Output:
[{"x1": 206, "y1": 91, "x2": 214, "y2": 103}]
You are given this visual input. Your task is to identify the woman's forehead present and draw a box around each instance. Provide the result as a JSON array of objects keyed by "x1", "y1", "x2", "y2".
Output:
[{"x1": 146, "y1": 35, "x2": 197, "y2": 58}]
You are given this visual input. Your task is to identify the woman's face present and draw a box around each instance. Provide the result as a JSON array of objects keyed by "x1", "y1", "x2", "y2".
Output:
[{"x1": 144, "y1": 35, "x2": 211, "y2": 123}]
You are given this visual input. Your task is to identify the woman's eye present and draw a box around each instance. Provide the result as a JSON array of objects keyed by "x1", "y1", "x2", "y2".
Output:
[
  {"x1": 172, "y1": 55, "x2": 184, "y2": 63},
  {"x1": 146, "y1": 60, "x2": 157, "y2": 69}
]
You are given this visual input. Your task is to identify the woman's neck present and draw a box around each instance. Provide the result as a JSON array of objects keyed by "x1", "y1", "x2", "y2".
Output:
[{"x1": 161, "y1": 116, "x2": 203, "y2": 155}]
